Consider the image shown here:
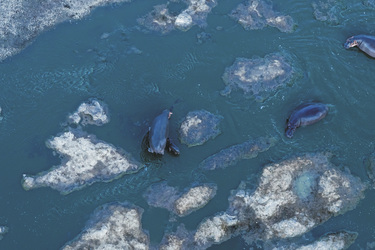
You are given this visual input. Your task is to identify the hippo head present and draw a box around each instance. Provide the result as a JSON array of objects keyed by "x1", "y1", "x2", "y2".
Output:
[
  {"x1": 344, "y1": 36, "x2": 359, "y2": 49},
  {"x1": 285, "y1": 123, "x2": 296, "y2": 138}
]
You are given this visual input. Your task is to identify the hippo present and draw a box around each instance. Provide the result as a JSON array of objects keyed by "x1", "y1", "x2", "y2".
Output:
[
  {"x1": 344, "y1": 35, "x2": 375, "y2": 58},
  {"x1": 147, "y1": 109, "x2": 180, "y2": 155},
  {"x1": 285, "y1": 103, "x2": 329, "y2": 138}
]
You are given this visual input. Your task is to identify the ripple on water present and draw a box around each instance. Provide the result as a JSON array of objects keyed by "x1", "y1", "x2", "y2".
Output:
[
  {"x1": 312, "y1": 0, "x2": 347, "y2": 25},
  {"x1": 162, "y1": 52, "x2": 201, "y2": 80},
  {"x1": 363, "y1": 0, "x2": 375, "y2": 8}
]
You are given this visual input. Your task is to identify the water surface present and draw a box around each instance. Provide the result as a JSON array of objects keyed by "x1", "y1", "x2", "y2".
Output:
[{"x1": 1, "y1": 0, "x2": 375, "y2": 249}]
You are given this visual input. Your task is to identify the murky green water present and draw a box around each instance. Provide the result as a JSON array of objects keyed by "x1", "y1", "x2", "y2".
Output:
[{"x1": 1, "y1": 0, "x2": 375, "y2": 249}]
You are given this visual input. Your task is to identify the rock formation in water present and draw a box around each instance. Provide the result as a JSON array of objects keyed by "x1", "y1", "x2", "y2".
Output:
[
  {"x1": 159, "y1": 234, "x2": 187, "y2": 250},
  {"x1": 174, "y1": 0, "x2": 217, "y2": 31},
  {"x1": 230, "y1": 0, "x2": 295, "y2": 33},
  {"x1": 22, "y1": 129, "x2": 142, "y2": 194},
  {"x1": 364, "y1": 151, "x2": 375, "y2": 188},
  {"x1": 200, "y1": 136, "x2": 277, "y2": 170},
  {"x1": 137, "y1": 4, "x2": 176, "y2": 34},
  {"x1": 0, "y1": 226, "x2": 9, "y2": 240},
  {"x1": 179, "y1": 110, "x2": 223, "y2": 147},
  {"x1": 312, "y1": 0, "x2": 346, "y2": 25},
  {"x1": 62, "y1": 202, "x2": 149, "y2": 249},
  {"x1": 0, "y1": 0, "x2": 132, "y2": 61},
  {"x1": 144, "y1": 182, "x2": 217, "y2": 217},
  {"x1": 158, "y1": 225, "x2": 193, "y2": 250},
  {"x1": 265, "y1": 231, "x2": 358, "y2": 249},
  {"x1": 296, "y1": 231, "x2": 358, "y2": 250},
  {"x1": 174, "y1": 184, "x2": 217, "y2": 217},
  {"x1": 67, "y1": 98, "x2": 110, "y2": 126},
  {"x1": 138, "y1": 0, "x2": 217, "y2": 34},
  {"x1": 221, "y1": 53, "x2": 296, "y2": 102},
  {"x1": 194, "y1": 153, "x2": 366, "y2": 248},
  {"x1": 194, "y1": 212, "x2": 240, "y2": 247}
]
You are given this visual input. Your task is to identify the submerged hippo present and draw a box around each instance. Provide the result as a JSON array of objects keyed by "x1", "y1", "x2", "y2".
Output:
[
  {"x1": 147, "y1": 109, "x2": 180, "y2": 155},
  {"x1": 285, "y1": 103, "x2": 328, "y2": 138},
  {"x1": 344, "y1": 35, "x2": 375, "y2": 58}
]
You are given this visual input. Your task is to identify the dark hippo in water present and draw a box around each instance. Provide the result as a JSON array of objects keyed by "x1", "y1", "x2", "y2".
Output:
[
  {"x1": 285, "y1": 103, "x2": 328, "y2": 138},
  {"x1": 147, "y1": 109, "x2": 180, "y2": 155},
  {"x1": 344, "y1": 35, "x2": 375, "y2": 58}
]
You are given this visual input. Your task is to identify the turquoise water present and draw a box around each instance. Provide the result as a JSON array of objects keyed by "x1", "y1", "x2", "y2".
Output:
[{"x1": 1, "y1": 0, "x2": 375, "y2": 248}]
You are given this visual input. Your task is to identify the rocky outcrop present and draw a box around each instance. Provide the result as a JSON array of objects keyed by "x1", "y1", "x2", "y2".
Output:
[
  {"x1": 0, "y1": 0, "x2": 131, "y2": 61},
  {"x1": 63, "y1": 202, "x2": 149, "y2": 249},
  {"x1": 194, "y1": 153, "x2": 366, "y2": 248},
  {"x1": 22, "y1": 129, "x2": 142, "y2": 194},
  {"x1": 179, "y1": 110, "x2": 223, "y2": 147},
  {"x1": 221, "y1": 53, "x2": 297, "y2": 102},
  {"x1": 67, "y1": 98, "x2": 110, "y2": 126},
  {"x1": 138, "y1": 0, "x2": 217, "y2": 34},
  {"x1": 230, "y1": 0, "x2": 295, "y2": 33},
  {"x1": 144, "y1": 182, "x2": 217, "y2": 217}
]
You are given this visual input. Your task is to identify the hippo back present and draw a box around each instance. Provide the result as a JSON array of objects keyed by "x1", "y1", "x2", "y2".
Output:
[
  {"x1": 359, "y1": 35, "x2": 375, "y2": 58},
  {"x1": 285, "y1": 103, "x2": 328, "y2": 138},
  {"x1": 298, "y1": 103, "x2": 328, "y2": 126},
  {"x1": 149, "y1": 109, "x2": 170, "y2": 154}
]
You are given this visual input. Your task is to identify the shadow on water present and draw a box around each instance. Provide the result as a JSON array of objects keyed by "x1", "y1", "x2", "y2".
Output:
[{"x1": 140, "y1": 131, "x2": 165, "y2": 167}]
